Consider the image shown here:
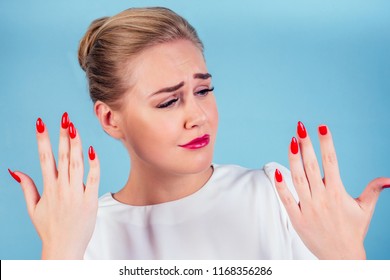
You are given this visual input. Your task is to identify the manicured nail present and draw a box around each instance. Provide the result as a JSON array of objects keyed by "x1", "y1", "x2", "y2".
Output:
[
  {"x1": 69, "y1": 122, "x2": 77, "y2": 139},
  {"x1": 290, "y1": 137, "x2": 298, "y2": 154},
  {"x1": 383, "y1": 185, "x2": 390, "y2": 189},
  {"x1": 275, "y1": 169, "x2": 283, "y2": 183},
  {"x1": 61, "y1": 112, "x2": 70, "y2": 129},
  {"x1": 297, "y1": 121, "x2": 307, "y2": 139},
  {"x1": 88, "y1": 146, "x2": 96, "y2": 160},
  {"x1": 36, "y1": 118, "x2": 45, "y2": 133},
  {"x1": 319, "y1": 125, "x2": 328, "y2": 136},
  {"x1": 8, "y1": 168, "x2": 21, "y2": 183}
]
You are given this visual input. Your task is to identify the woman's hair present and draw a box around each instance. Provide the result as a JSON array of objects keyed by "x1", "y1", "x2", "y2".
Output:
[{"x1": 78, "y1": 7, "x2": 204, "y2": 109}]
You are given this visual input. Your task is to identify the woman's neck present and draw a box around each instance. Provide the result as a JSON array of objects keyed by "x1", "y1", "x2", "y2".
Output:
[{"x1": 112, "y1": 163, "x2": 214, "y2": 206}]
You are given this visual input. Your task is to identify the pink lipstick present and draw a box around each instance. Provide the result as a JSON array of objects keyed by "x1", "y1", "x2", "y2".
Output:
[{"x1": 179, "y1": 134, "x2": 210, "y2": 150}]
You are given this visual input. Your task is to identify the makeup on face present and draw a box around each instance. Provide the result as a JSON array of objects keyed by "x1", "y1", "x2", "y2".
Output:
[
  {"x1": 179, "y1": 134, "x2": 210, "y2": 150},
  {"x1": 149, "y1": 73, "x2": 214, "y2": 109}
]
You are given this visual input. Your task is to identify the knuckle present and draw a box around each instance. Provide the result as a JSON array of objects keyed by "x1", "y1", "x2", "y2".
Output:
[
  {"x1": 39, "y1": 151, "x2": 52, "y2": 164},
  {"x1": 292, "y1": 173, "x2": 307, "y2": 186},
  {"x1": 88, "y1": 174, "x2": 99, "y2": 186},
  {"x1": 70, "y1": 159, "x2": 82, "y2": 170},
  {"x1": 281, "y1": 194, "x2": 296, "y2": 207},
  {"x1": 322, "y1": 151, "x2": 338, "y2": 166},
  {"x1": 59, "y1": 152, "x2": 70, "y2": 164},
  {"x1": 304, "y1": 160, "x2": 318, "y2": 173}
]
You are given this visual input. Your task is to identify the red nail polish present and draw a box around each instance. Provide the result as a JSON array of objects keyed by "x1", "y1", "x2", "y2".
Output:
[
  {"x1": 69, "y1": 122, "x2": 77, "y2": 139},
  {"x1": 297, "y1": 121, "x2": 307, "y2": 139},
  {"x1": 275, "y1": 169, "x2": 283, "y2": 183},
  {"x1": 319, "y1": 125, "x2": 328, "y2": 136},
  {"x1": 383, "y1": 185, "x2": 390, "y2": 189},
  {"x1": 88, "y1": 146, "x2": 96, "y2": 160},
  {"x1": 8, "y1": 168, "x2": 21, "y2": 183},
  {"x1": 61, "y1": 112, "x2": 69, "y2": 129},
  {"x1": 36, "y1": 118, "x2": 45, "y2": 133},
  {"x1": 290, "y1": 137, "x2": 298, "y2": 154}
]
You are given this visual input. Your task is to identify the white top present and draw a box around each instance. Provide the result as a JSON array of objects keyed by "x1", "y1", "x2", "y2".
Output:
[{"x1": 84, "y1": 162, "x2": 316, "y2": 259}]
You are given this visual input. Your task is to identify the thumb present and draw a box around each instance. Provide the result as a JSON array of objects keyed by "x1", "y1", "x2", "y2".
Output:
[
  {"x1": 356, "y1": 177, "x2": 390, "y2": 212},
  {"x1": 8, "y1": 169, "x2": 41, "y2": 218}
]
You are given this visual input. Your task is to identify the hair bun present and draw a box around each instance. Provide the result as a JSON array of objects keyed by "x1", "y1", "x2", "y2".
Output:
[{"x1": 78, "y1": 17, "x2": 109, "y2": 71}]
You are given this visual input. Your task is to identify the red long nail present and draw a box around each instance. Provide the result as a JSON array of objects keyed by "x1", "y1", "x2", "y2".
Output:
[
  {"x1": 297, "y1": 121, "x2": 307, "y2": 139},
  {"x1": 319, "y1": 125, "x2": 328, "y2": 136},
  {"x1": 69, "y1": 122, "x2": 77, "y2": 139},
  {"x1": 383, "y1": 185, "x2": 390, "y2": 189},
  {"x1": 275, "y1": 169, "x2": 283, "y2": 183},
  {"x1": 8, "y1": 168, "x2": 21, "y2": 183},
  {"x1": 36, "y1": 118, "x2": 45, "y2": 133},
  {"x1": 88, "y1": 146, "x2": 96, "y2": 160},
  {"x1": 290, "y1": 137, "x2": 298, "y2": 154},
  {"x1": 61, "y1": 112, "x2": 70, "y2": 129}
]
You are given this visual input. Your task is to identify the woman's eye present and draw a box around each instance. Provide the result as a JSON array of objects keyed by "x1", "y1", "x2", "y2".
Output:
[
  {"x1": 196, "y1": 86, "x2": 214, "y2": 96},
  {"x1": 157, "y1": 98, "x2": 179, "y2": 109}
]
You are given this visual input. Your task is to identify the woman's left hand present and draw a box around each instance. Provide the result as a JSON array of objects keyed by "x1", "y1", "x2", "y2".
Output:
[{"x1": 274, "y1": 122, "x2": 390, "y2": 259}]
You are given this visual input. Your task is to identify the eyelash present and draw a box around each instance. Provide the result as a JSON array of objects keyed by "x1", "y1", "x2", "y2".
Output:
[{"x1": 156, "y1": 86, "x2": 214, "y2": 109}]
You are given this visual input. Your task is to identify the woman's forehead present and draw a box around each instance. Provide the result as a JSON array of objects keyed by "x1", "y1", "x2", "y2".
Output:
[{"x1": 129, "y1": 40, "x2": 208, "y2": 90}]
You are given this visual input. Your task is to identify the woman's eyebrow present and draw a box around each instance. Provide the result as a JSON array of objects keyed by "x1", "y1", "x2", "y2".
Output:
[
  {"x1": 193, "y1": 73, "x2": 212, "y2": 79},
  {"x1": 149, "y1": 73, "x2": 212, "y2": 96},
  {"x1": 150, "y1": 81, "x2": 185, "y2": 96}
]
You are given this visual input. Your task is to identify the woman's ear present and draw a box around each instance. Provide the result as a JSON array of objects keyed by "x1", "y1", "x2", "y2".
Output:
[{"x1": 94, "y1": 101, "x2": 123, "y2": 139}]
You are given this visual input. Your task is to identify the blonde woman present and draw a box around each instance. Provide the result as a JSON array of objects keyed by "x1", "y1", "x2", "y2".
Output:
[{"x1": 8, "y1": 7, "x2": 390, "y2": 260}]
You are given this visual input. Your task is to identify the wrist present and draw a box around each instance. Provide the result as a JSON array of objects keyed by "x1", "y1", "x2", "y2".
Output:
[
  {"x1": 335, "y1": 243, "x2": 366, "y2": 260},
  {"x1": 41, "y1": 243, "x2": 85, "y2": 260}
]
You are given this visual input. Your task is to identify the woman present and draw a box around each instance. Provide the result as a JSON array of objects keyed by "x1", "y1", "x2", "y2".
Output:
[{"x1": 8, "y1": 7, "x2": 390, "y2": 259}]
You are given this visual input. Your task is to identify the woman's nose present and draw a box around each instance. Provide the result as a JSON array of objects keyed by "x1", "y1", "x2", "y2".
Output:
[{"x1": 184, "y1": 99, "x2": 207, "y2": 129}]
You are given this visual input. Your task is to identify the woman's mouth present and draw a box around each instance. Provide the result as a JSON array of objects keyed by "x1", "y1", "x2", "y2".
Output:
[{"x1": 179, "y1": 134, "x2": 210, "y2": 150}]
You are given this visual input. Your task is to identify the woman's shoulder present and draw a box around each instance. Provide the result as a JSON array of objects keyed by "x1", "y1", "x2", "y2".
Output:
[
  {"x1": 212, "y1": 162, "x2": 296, "y2": 201},
  {"x1": 213, "y1": 162, "x2": 290, "y2": 185}
]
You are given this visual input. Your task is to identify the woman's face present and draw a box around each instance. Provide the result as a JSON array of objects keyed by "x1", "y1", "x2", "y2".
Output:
[{"x1": 116, "y1": 39, "x2": 218, "y2": 175}]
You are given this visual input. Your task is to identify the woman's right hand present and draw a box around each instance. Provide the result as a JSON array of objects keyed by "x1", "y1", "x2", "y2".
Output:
[{"x1": 8, "y1": 113, "x2": 100, "y2": 259}]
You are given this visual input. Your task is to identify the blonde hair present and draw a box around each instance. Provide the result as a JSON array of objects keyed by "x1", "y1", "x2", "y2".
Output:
[{"x1": 78, "y1": 7, "x2": 204, "y2": 109}]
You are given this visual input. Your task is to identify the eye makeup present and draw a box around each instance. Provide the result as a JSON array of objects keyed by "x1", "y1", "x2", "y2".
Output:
[{"x1": 156, "y1": 86, "x2": 214, "y2": 109}]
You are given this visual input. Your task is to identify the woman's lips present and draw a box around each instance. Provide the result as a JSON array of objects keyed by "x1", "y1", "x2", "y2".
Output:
[{"x1": 179, "y1": 134, "x2": 210, "y2": 150}]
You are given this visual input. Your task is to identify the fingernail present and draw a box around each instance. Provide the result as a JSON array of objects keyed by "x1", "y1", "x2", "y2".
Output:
[
  {"x1": 297, "y1": 121, "x2": 307, "y2": 139},
  {"x1": 319, "y1": 125, "x2": 328, "y2": 136},
  {"x1": 69, "y1": 122, "x2": 77, "y2": 139},
  {"x1": 8, "y1": 168, "x2": 21, "y2": 183},
  {"x1": 290, "y1": 137, "x2": 298, "y2": 154},
  {"x1": 383, "y1": 185, "x2": 390, "y2": 189},
  {"x1": 88, "y1": 146, "x2": 96, "y2": 160},
  {"x1": 275, "y1": 169, "x2": 283, "y2": 183},
  {"x1": 36, "y1": 118, "x2": 45, "y2": 133},
  {"x1": 61, "y1": 112, "x2": 70, "y2": 129}
]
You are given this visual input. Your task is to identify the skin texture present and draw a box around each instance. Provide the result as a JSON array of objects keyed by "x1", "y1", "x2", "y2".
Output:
[{"x1": 10, "y1": 40, "x2": 389, "y2": 259}]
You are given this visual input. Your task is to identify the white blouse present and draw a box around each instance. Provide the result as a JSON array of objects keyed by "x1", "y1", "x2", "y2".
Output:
[{"x1": 84, "y1": 162, "x2": 316, "y2": 259}]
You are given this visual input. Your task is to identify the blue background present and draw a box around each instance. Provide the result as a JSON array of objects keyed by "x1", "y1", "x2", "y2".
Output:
[{"x1": 1, "y1": 0, "x2": 389, "y2": 259}]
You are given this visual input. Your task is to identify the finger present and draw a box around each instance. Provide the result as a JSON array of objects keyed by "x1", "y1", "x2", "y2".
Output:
[
  {"x1": 288, "y1": 136, "x2": 311, "y2": 203},
  {"x1": 8, "y1": 169, "x2": 41, "y2": 219},
  {"x1": 317, "y1": 125, "x2": 343, "y2": 190},
  {"x1": 356, "y1": 177, "x2": 390, "y2": 213},
  {"x1": 297, "y1": 121, "x2": 324, "y2": 197},
  {"x1": 85, "y1": 146, "x2": 100, "y2": 200},
  {"x1": 57, "y1": 112, "x2": 71, "y2": 186},
  {"x1": 36, "y1": 118, "x2": 58, "y2": 190},
  {"x1": 68, "y1": 122, "x2": 84, "y2": 192},
  {"x1": 274, "y1": 169, "x2": 302, "y2": 225}
]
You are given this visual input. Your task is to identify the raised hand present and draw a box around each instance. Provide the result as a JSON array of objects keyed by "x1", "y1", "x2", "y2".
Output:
[
  {"x1": 8, "y1": 113, "x2": 100, "y2": 259},
  {"x1": 274, "y1": 122, "x2": 390, "y2": 259}
]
